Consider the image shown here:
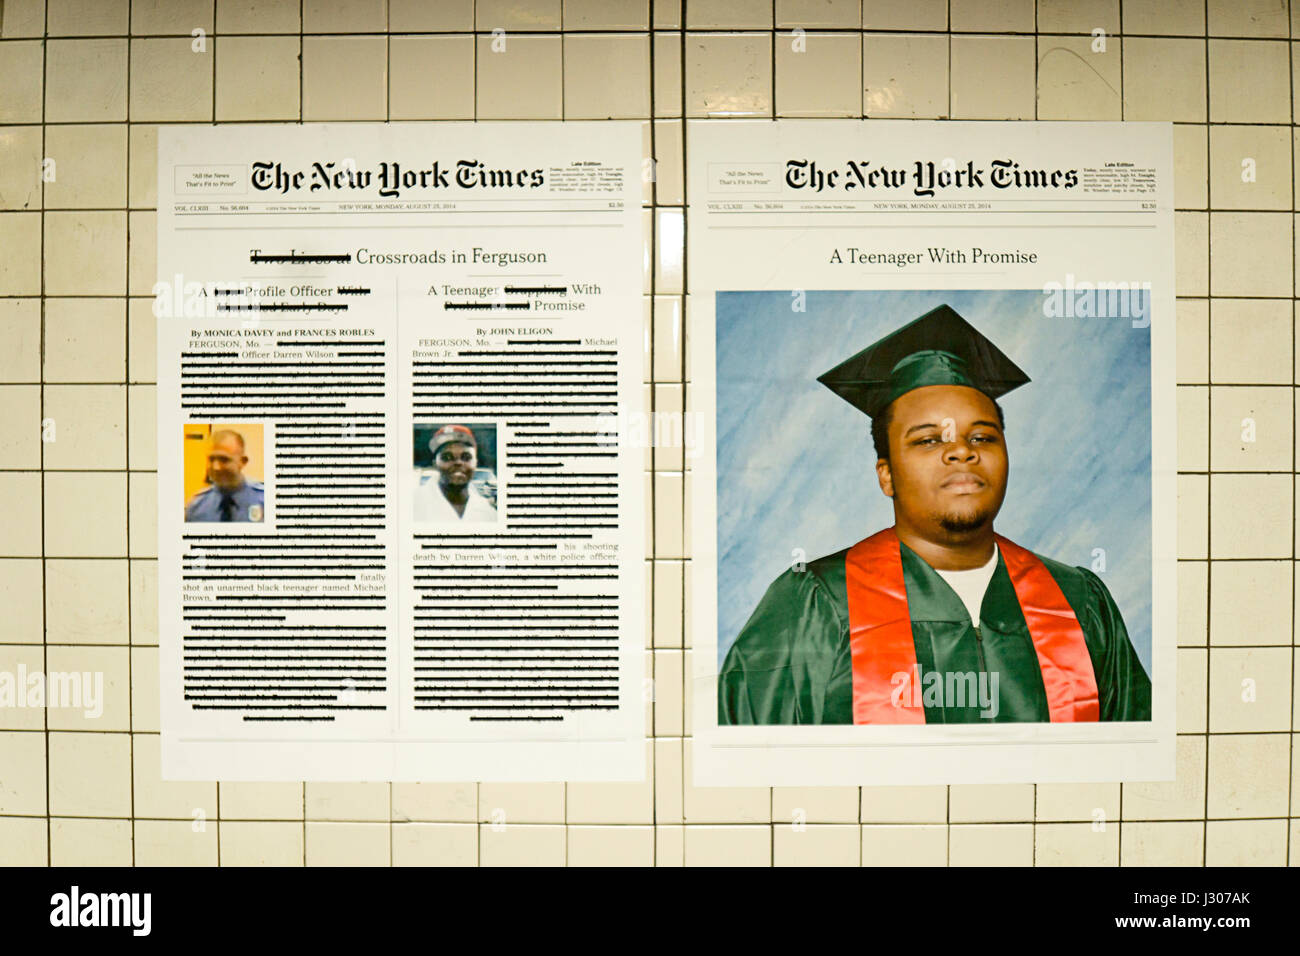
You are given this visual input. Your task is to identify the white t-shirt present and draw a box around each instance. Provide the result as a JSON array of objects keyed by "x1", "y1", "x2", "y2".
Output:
[
  {"x1": 934, "y1": 545, "x2": 999, "y2": 627},
  {"x1": 413, "y1": 479, "x2": 498, "y2": 523}
]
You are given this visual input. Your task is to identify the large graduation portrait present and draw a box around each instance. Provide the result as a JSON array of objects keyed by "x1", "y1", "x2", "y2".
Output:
[{"x1": 716, "y1": 289, "x2": 1154, "y2": 728}]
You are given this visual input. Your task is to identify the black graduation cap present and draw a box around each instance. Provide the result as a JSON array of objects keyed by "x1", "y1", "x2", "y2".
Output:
[{"x1": 817, "y1": 304, "x2": 1030, "y2": 419}]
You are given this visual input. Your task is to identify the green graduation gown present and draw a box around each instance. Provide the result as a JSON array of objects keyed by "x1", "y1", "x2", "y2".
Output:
[{"x1": 718, "y1": 539, "x2": 1151, "y2": 724}]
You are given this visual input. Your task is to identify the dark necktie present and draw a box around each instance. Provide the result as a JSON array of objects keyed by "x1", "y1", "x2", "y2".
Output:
[{"x1": 218, "y1": 493, "x2": 235, "y2": 522}]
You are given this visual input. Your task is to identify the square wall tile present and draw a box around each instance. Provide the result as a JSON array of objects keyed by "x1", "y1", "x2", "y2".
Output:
[
  {"x1": 302, "y1": 36, "x2": 388, "y2": 121},
  {"x1": 44, "y1": 211, "x2": 127, "y2": 296},
  {"x1": 129, "y1": 39, "x2": 213, "y2": 122},
  {"x1": 48, "y1": 731, "x2": 131, "y2": 817},
  {"x1": 1206, "y1": 732, "x2": 1289, "y2": 817},
  {"x1": 1209, "y1": 386, "x2": 1293, "y2": 471},
  {"x1": 1210, "y1": 299, "x2": 1292, "y2": 384},
  {"x1": 1209, "y1": 561, "x2": 1291, "y2": 645},
  {"x1": 1209, "y1": 473, "x2": 1291, "y2": 559},
  {"x1": 44, "y1": 645, "x2": 130, "y2": 731},
  {"x1": 44, "y1": 125, "x2": 128, "y2": 210},
  {"x1": 42, "y1": 385, "x2": 127, "y2": 471},
  {"x1": 132, "y1": 733, "x2": 217, "y2": 820},
  {"x1": 389, "y1": 36, "x2": 474, "y2": 121},
  {"x1": 44, "y1": 472, "x2": 128, "y2": 558},
  {"x1": 950, "y1": 36, "x2": 1035, "y2": 119},
  {"x1": 775, "y1": 32, "x2": 860, "y2": 118},
  {"x1": 564, "y1": 34, "x2": 650, "y2": 119},
  {"x1": 1208, "y1": 40, "x2": 1289, "y2": 123},
  {"x1": 1210, "y1": 213, "x2": 1291, "y2": 298},
  {"x1": 476, "y1": 35, "x2": 562, "y2": 119},
  {"x1": 45, "y1": 559, "x2": 129, "y2": 644},
  {"x1": 1122, "y1": 38, "x2": 1206, "y2": 122},
  {"x1": 1209, "y1": 126, "x2": 1291, "y2": 210},
  {"x1": 48, "y1": 0, "x2": 129, "y2": 35},
  {"x1": 1037, "y1": 36, "x2": 1121, "y2": 120},
  {"x1": 216, "y1": 36, "x2": 301, "y2": 121},
  {"x1": 686, "y1": 33, "x2": 772, "y2": 117},
  {"x1": 46, "y1": 39, "x2": 128, "y2": 122},
  {"x1": 1208, "y1": 649, "x2": 1292, "y2": 733}
]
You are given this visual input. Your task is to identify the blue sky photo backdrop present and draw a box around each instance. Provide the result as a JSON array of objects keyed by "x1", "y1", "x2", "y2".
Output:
[{"x1": 716, "y1": 289, "x2": 1153, "y2": 673}]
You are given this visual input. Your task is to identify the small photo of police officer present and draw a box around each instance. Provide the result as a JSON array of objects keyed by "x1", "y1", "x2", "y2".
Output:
[{"x1": 184, "y1": 424, "x2": 266, "y2": 523}]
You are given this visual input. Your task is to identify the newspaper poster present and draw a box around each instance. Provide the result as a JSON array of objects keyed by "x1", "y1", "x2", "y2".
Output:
[
  {"x1": 157, "y1": 123, "x2": 646, "y2": 781},
  {"x1": 688, "y1": 120, "x2": 1176, "y2": 786}
]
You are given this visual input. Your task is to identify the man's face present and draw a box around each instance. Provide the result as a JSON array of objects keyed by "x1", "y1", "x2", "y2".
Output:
[
  {"x1": 436, "y1": 441, "x2": 476, "y2": 488},
  {"x1": 207, "y1": 437, "x2": 247, "y2": 491},
  {"x1": 876, "y1": 385, "x2": 1008, "y2": 539}
]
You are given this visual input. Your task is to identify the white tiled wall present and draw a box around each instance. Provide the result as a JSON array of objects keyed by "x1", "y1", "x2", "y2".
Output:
[{"x1": 0, "y1": 0, "x2": 1296, "y2": 867}]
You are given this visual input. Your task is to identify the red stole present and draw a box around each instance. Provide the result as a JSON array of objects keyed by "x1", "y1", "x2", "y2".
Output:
[{"x1": 845, "y1": 528, "x2": 1100, "y2": 724}]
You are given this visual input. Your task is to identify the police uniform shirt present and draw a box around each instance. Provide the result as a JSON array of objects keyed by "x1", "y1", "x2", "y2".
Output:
[
  {"x1": 414, "y1": 479, "x2": 498, "y2": 523},
  {"x1": 185, "y1": 479, "x2": 265, "y2": 522}
]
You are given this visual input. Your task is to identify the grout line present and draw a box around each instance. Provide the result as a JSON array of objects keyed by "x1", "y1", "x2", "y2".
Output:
[
  {"x1": 40, "y1": 0, "x2": 49, "y2": 869},
  {"x1": 1201, "y1": 0, "x2": 1212, "y2": 867}
]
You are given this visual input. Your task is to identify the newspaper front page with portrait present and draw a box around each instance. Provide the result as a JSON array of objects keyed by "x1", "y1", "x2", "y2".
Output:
[
  {"x1": 688, "y1": 120, "x2": 1176, "y2": 786},
  {"x1": 157, "y1": 123, "x2": 646, "y2": 781}
]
